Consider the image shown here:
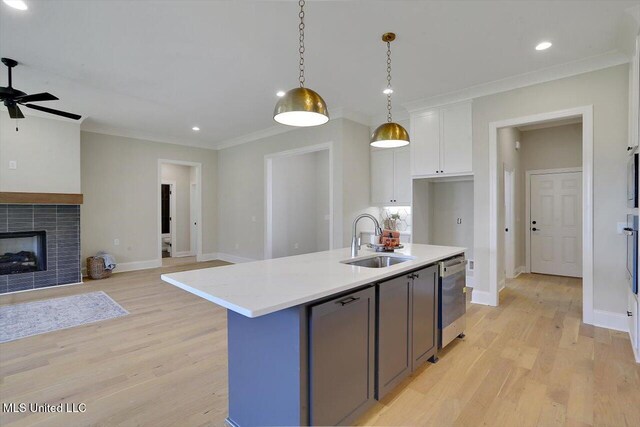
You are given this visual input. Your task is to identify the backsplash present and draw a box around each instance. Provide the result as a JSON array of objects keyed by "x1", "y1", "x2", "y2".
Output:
[{"x1": 379, "y1": 206, "x2": 412, "y2": 232}]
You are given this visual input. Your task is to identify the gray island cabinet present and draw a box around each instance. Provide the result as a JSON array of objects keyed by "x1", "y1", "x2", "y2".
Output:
[{"x1": 160, "y1": 244, "x2": 465, "y2": 427}]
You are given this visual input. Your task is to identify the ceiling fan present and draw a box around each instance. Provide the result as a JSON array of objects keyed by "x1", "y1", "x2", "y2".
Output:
[{"x1": 0, "y1": 57, "x2": 81, "y2": 121}]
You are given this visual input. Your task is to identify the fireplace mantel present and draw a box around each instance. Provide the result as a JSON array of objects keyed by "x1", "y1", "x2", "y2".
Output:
[{"x1": 0, "y1": 192, "x2": 83, "y2": 205}]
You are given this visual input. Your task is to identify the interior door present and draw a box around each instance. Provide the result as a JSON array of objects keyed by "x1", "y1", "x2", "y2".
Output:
[
  {"x1": 161, "y1": 184, "x2": 171, "y2": 234},
  {"x1": 504, "y1": 169, "x2": 515, "y2": 278},
  {"x1": 190, "y1": 183, "x2": 197, "y2": 254},
  {"x1": 530, "y1": 171, "x2": 582, "y2": 277}
]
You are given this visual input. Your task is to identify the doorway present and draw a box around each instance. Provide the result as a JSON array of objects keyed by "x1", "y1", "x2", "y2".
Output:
[
  {"x1": 157, "y1": 160, "x2": 203, "y2": 264},
  {"x1": 265, "y1": 143, "x2": 333, "y2": 259},
  {"x1": 527, "y1": 169, "x2": 582, "y2": 277},
  {"x1": 487, "y1": 105, "x2": 594, "y2": 324}
]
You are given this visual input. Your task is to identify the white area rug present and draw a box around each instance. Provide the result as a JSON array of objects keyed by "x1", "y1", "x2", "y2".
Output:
[{"x1": 0, "y1": 291, "x2": 128, "y2": 343}]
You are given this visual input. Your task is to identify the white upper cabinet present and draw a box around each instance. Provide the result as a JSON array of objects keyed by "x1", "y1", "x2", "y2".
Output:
[
  {"x1": 410, "y1": 109, "x2": 440, "y2": 176},
  {"x1": 371, "y1": 146, "x2": 411, "y2": 206},
  {"x1": 410, "y1": 100, "x2": 473, "y2": 177}
]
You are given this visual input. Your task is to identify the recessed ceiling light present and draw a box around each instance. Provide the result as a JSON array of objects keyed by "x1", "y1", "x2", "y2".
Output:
[
  {"x1": 192, "y1": 126, "x2": 200, "y2": 131},
  {"x1": 383, "y1": 88, "x2": 393, "y2": 95},
  {"x1": 535, "y1": 41, "x2": 552, "y2": 51},
  {"x1": 2, "y1": 0, "x2": 28, "y2": 10},
  {"x1": 276, "y1": 91, "x2": 286, "y2": 97}
]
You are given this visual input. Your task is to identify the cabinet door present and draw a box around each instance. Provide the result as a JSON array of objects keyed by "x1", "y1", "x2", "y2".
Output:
[
  {"x1": 411, "y1": 264, "x2": 438, "y2": 369},
  {"x1": 393, "y1": 148, "x2": 412, "y2": 204},
  {"x1": 371, "y1": 149, "x2": 395, "y2": 204},
  {"x1": 441, "y1": 102, "x2": 472, "y2": 174},
  {"x1": 377, "y1": 275, "x2": 411, "y2": 399},
  {"x1": 309, "y1": 287, "x2": 375, "y2": 426},
  {"x1": 410, "y1": 110, "x2": 441, "y2": 176}
]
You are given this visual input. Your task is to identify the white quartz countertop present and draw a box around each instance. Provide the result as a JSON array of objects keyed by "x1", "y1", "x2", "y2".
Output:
[{"x1": 161, "y1": 243, "x2": 465, "y2": 318}]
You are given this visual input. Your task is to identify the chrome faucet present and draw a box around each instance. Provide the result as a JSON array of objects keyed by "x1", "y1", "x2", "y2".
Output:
[{"x1": 351, "y1": 214, "x2": 383, "y2": 257}]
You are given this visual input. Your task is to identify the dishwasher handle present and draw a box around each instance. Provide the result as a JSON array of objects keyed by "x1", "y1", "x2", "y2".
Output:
[{"x1": 440, "y1": 258, "x2": 467, "y2": 277}]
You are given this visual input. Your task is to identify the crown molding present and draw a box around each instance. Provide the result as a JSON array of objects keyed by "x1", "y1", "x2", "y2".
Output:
[
  {"x1": 80, "y1": 122, "x2": 218, "y2": 150},
  {"x1": 331, "y1": 107, "x2": 371, "y2": 127},
  {"x1": 402, "y1": 50, "x2": 630, "y2": 113}
]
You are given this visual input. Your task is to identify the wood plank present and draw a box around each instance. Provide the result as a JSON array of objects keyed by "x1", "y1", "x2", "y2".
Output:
[
  {"x1": 1, "y1": 270, "x2": 639, "y2": 426},
  {"x1": 0, "y1": 192, "x2": 83, "y2": 205}
]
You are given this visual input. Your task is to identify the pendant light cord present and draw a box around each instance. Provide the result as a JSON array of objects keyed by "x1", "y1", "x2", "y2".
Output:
[
  {"x1": 386, "y1": 41, "x2": 392, "y2": 122},
  {"x1": 298, "y1": 0, "x2": 305, "y2": 88}
]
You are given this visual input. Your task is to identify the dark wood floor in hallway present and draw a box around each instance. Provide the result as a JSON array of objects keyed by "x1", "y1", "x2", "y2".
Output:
[{"x1": 1, "y1": 267, "x2": 638, "y2": 426}]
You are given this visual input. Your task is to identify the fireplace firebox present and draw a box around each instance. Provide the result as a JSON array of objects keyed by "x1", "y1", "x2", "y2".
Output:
[{"x1": 0, "y1": 231, "x2": 47, "y2": 275}]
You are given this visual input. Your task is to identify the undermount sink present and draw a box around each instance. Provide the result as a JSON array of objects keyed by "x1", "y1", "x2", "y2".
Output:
[{"x1": 342, "y1": 255, "x2": 413, "y2": 268}]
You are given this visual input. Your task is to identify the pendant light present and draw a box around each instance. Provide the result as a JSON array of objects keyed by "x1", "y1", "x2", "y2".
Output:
[
  {"x1": 371, "y1": 33, "x2": 410, "y2": 148},
  {"x1": 273, "y1": 0, "x2": 329, "y2": 127}
]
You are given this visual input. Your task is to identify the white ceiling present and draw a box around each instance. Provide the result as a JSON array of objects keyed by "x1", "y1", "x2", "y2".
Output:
[{"x1": 0, "y1": 0, "x2": 638, "y2": 149}]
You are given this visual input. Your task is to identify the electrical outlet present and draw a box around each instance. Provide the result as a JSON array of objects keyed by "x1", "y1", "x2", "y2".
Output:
[
  {"x1": 8, "y1": 160, "x2": 17, "y2": 170},
  {"x1": 294, "y1": 243, "x2": 299, "y2": 249},
  {"x1": 114, "y1": 238, "x2": 120, "y2": 246},
  {"x1": 235, "y1": 243, "x2": 240, "y2": 250}
]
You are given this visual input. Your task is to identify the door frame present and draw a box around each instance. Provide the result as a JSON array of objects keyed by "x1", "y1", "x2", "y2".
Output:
[
  {"x1": 264, "y1": 142, "x2": 334, "y2": 259},
  {"x1": 503, "y1": 166, "x2": 515, "y2": 280},
  {"x1": 157, "y1": 160, "x2": 203, "y2": 263},
  {"x1": 161, "y1": 180, "x2": 177, "y2": 257},
  {"x1": 487, "y1": 105, "x2": 594, "y2": 325},
  {"x1": 525, "y1": 167, "x2": 583, "y2": 275}
]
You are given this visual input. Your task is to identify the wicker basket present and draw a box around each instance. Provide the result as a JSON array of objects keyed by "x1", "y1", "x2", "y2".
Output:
[{"x1": 86, "y1": 256, "x2": 113, "y2": 280}]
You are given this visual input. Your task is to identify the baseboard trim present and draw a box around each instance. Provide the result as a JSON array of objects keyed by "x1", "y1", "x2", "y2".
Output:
[
  {"x1": 216, "y1": 253, "x2": 256, "y2": 264},
  {"x1": 173, "y1": 251, "x2": 195, "y2": 258},
  {"x1": 498, "y1": 279, "x2": 506, "y2": 293},
  {"x1": 514, "y1": 265, "x2": 526, "y2": 278},
  {"x1": 198, "y1": 252, "x2": 219, "y2": 262},
  {"x1": 114, "y1": 259, "x2": 162, "y2": 273},
  {"x1": 591, "y1": 309, "x2": 629, "y2": 332},
  {"x1": 471, "y1": 289, "x2": 496, "y2": 306},
  {"x1": 0, "y1": 281, "x2": 85, "y2": 296},
  {"x1": 631, "y1": 339, "x2": 640, "y2": 364}
]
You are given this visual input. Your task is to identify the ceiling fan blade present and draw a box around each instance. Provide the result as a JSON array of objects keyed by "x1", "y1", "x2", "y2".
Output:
[
  {"x1": 7, "y1": 104, "x2": 25, "y2": 119},
  {"x1": 24, "y1": 103, "x2": 81, "y2": 120},
  {"x1": 15, "y1": 92, "x2": 58, "y2": 103}
]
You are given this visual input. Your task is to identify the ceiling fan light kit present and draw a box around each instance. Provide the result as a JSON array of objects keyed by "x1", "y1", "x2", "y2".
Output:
[
  {"x1": 0, "y1": 57, "x2": 81, "y2": 125},
  {"x1": 371, "y1": 32, "x2": 410, "y2": 148},
  {"x1": 273, "y1": 0, "x2": 329, "y2": 127}
]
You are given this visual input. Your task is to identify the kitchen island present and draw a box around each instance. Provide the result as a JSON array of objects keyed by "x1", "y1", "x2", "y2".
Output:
[{"x1": 161, "y1": 243, "x2": 465, "y2": 426}]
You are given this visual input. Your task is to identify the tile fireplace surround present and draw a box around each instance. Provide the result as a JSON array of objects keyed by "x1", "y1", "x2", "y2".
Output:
[{"x1": 0, "y1": 204, "x2": 81, "y2": 294}]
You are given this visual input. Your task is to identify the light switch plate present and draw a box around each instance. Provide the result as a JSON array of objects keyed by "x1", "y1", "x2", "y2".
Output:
[{"x1": 8, "y1": 160, "x2": 17, "y2": 169}]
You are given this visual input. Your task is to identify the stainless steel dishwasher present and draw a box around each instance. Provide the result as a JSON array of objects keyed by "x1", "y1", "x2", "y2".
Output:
[{"x1": 438, "y1": 256, "x2": 467, "y2": 349}]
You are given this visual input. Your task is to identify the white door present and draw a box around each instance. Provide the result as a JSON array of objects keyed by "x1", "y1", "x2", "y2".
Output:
[
  {"x1": 393, "y1": 148, "x2": 411, "y2": 204},
  {"x1": 371, "y1": 149, "x2": 395, "y2": 204},
  {"x1": 504, "y1": 169, "x2": 515, "y2": 278},
  {"x1": 441, "y1": 102, "x2": 472, "y2": 174},
  {"x1": 410, "y1": 109, "x2": 440, "y2": 176},
  {"x1": 530, "y1": 172, "x2": 582, "y2": 277}
]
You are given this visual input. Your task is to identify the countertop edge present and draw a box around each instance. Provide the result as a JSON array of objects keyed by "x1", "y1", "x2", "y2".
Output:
[{"x1": 161, "y1": 247, "x2": 465, "y2": 318}]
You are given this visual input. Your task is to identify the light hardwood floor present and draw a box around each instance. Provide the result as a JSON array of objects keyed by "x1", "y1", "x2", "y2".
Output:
[{"x1": 1, "y1": 267, "x2": 638, "y2": 426}]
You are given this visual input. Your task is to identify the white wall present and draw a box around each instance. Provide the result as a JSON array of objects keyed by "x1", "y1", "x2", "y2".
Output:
[
  {"x1": 429, "y1": 180, "x2": 474, "y2": 259},
  {"x1": 520, "y1": 123, "x2": 583, "y2": 171},
  {"x1": 0, "y1": 112, "x2": 81, "y2": 193},
  {"x1": 271, "y1": 150, "x2": 329, "y2": 258},
  {"x1": 473, "y1": 64, "x2": 629, "y2": 314},
  {"x1": 81, "y1": 131, "x2": 217, "y2": 265},
  {"x1": 161, "y1": 163, "x2": 193, "y2": 254},
  {"x1": 217, "y1": 118, "x2": 374, "y2": 261}
]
